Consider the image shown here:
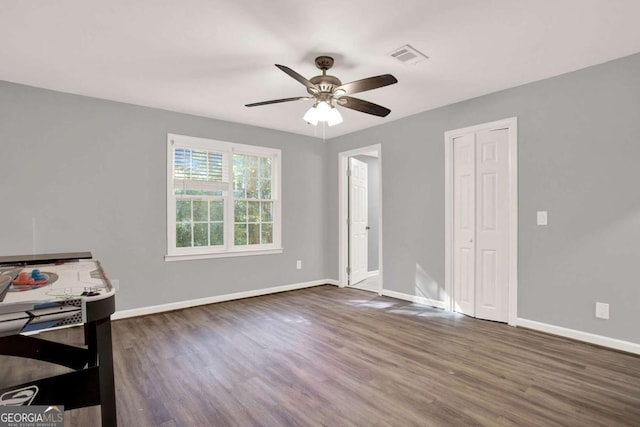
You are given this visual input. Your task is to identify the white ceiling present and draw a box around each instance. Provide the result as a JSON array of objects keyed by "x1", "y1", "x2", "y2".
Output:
[{"x1": 2, "y1": 0, "x2": 640, "y2": 139}]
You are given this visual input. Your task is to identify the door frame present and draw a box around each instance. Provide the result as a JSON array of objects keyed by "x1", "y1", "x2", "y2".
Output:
[
  {"x1": 444, "y1": 117, "x2": 518, "y2": 326},
  {"x1": 338, "y1": 144, "x2": 383, "y2": 293}
]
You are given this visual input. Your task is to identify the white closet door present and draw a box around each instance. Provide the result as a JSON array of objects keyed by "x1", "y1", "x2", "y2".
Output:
[
  {"x1": 474, "y1": 128, "x2": 509, "y2": 322},
  {"x1": 349, "y1": 158, "x2": 369, "y2": 285},
  {"x1": 452, "y1": 134, "x2": 476, "y2": 317}
]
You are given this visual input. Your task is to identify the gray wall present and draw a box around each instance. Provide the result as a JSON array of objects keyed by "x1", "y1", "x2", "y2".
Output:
[
  {"x1": 0, "y1": 82, "x2": 328, "y2": 311},
  {"x1": 327, "y1": 53, "x2": 640, "y2": 344},
  {"x1": 2, "y1": 52, "x2": 639, "y2": 345},
  {"x1": 353, "y1": 155, "x2": 379, "y2": 272}
]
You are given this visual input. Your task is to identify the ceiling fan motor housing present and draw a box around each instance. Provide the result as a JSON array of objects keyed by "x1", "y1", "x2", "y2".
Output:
[{"x1": 309, "y1": 74, "x2": 342, "y2": 95}]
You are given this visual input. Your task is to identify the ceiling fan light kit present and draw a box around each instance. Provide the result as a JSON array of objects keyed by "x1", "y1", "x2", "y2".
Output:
[
  {"x1": 303, "y1": 100, "x2": 343, "y2": 126},
  {"x1": 246, "y1": 56, "x2": 397, "y2": 127}
]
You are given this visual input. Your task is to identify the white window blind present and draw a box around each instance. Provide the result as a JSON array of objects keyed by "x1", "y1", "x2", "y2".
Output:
[{"x1": 173, "y1": 147, "x2": 229, "y2": 195}]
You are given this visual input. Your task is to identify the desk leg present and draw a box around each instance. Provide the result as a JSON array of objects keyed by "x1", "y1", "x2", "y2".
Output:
[{"x1": 95, "y1": 317, "x2": 117, "y2": 427}]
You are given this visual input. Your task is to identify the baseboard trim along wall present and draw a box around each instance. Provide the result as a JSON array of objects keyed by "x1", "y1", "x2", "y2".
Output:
[
  {"x1": 517, "y1": 318, "x2": 640, "y2": 355},
  {"x1": 112, "y1": 279, "x2": 338, "y2": 320},
  {"x1": 380, "y1": 289, "x2": 447, "y2": 310}
]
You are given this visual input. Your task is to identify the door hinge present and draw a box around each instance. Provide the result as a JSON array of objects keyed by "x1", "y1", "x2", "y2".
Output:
[
  {"x1": 347, "y1": 267, "x2": 351, "y2": 275},
  {"x1": 346, "y1": 169, "x2": 351, "y2": 177}
]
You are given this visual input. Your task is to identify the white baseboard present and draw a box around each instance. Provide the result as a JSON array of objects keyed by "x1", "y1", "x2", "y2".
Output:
[
  {"x1": 325, "y1": 279, "x2": 340, "y2": 287},
  {"x1": 517, "y1": 318, "x2": 640, "y2": 355},
  {"x1": 380, "y1": 289, "x2": 447, "y2": 310},
  {"x1": 112, "y1": 279, "x2": 337, "y2": 321}
]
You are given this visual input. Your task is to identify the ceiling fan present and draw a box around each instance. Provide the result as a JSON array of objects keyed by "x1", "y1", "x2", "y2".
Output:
[{"x1": 245, "y1": 56, "x2": 398, "y2": 126}]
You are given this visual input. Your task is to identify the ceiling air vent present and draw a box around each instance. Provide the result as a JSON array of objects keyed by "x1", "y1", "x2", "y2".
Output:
[{"x1": 389, "y1": 44, "x2": 428, "y2": 65}]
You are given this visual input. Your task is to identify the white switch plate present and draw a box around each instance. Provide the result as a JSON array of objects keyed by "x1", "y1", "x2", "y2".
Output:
[
  {"x1": 595, "y1": 302, "x2": 609, "y2": 319},
  {"x1": 296, "y1": 260, "x2": 302, "y2": 270},
  {"x1": 537, "y1": 211, "x2": 548, "y2": 226}
]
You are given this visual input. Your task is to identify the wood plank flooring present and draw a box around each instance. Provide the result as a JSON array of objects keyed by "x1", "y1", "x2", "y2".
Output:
[{"x1": 2, "y1": 285, "x2": 639, "y2": 426}]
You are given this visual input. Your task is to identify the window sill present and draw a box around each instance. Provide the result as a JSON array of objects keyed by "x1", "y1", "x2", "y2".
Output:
[{"x1": 164, "y1": 248, "x2": 283, "y2": 262}]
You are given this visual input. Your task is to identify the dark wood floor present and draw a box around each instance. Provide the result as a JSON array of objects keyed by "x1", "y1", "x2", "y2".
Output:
[{"x1": 2, "y1": 285, "x2": 639, "y2": 426}]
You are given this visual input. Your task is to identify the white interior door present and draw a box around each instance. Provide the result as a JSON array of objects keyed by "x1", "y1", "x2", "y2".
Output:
[
  {"x1": 452, "y1": 128, "x2": 509, "y2": 322},
  {"x1": 453, "y1": 134, "x2": 476, "y2": 316},
  {"x1": 475, "y1": 128, "x2": 509, "y2": 322},
  {"x1": 349, "y1": 157, "x2": 368, "y2": 285}
]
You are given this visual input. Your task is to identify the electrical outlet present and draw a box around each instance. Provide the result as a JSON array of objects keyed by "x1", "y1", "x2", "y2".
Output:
[
  {"x1": 537, "y1": 211, "x2": 548, "y2": 226},
  {"x1": 296, "y1": 260, "x2": 302, "y2": 270},
  {"x1": 595, "y1": 302, "x2": 609, "y2": 319}
]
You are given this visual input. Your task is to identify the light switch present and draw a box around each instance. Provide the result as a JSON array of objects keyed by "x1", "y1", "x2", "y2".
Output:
[{"x1": 537, "y1": 211, "x2": 548, "y2": 226}]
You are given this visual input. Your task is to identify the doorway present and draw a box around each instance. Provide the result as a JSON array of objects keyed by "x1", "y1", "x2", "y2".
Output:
[
  {"x1": 445, "y1": 118, "x2": 518, "y2": 325},
  {"x1": 338, "y1": 145, "x2": 382, "y2": 294}
]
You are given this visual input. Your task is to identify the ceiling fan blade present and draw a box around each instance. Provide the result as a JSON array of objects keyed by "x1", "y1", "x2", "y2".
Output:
[
  {"x1": 245, "y1": 96, "x2": 313, "y2": 107},
  {"x1": 337, "y1": 96, "x2": 391, "y2": 117},
  {"x1": 334, "y1": 74, "x2": 398, "y2": 96},
  {"x1": 275, "y1": 64, "x2": 319, "y2": 94}
]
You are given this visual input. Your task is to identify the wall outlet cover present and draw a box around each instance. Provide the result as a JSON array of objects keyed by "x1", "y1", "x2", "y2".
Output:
[
  {"x1": 537, "y1": 211, "x2": 548, "y2": 226},
  {"x1": 595, "y1": 302, "x2": 609, "y2": 319}
]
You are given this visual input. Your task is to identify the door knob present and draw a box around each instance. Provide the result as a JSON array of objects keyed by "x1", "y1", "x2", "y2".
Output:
[{"x1": 366, "y1": 226, "x2": 371, "y2": 230}]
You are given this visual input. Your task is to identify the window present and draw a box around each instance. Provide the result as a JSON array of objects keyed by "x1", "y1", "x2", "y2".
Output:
[{"x1": 166, "y1": 134, "x2": 282, "y2": 261}]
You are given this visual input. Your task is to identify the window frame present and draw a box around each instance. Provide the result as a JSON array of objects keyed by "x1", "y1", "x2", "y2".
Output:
[{"x1": 165, "y1": 134, "x2": 282, "y2": 261}]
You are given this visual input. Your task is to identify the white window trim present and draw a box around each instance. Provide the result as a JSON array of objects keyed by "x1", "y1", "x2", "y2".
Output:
[{"x1": 165, "y1": 133, "x2": 282, "y2": 261}]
